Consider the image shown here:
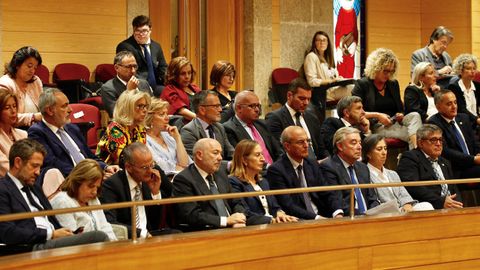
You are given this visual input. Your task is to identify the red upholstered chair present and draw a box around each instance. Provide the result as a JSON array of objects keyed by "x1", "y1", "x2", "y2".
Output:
[
  {"x1": 270, "y1": 68, "x2": 299, "y2": 105},
  {"x1": 94, "y1": 64, "x2": 116, "y2": 83},
  {"x1": 474, "y1": 72, "x2": 480, "y2": 84},
  {"x1": 384, "y1": 138, "x2": 408, "y2": 170},
  {"x1": 34, "y1": 64, "x2": 55, "y2": 87},
  {"x1": 69, "y1": 103, "x2": 102, "y2": 152},
  {"x1": 53, "y1": 63, "x2": 91, "y2": 103}
]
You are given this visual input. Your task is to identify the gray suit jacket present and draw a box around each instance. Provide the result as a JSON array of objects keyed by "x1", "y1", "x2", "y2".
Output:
[
  {"x1": 100, "y1": 77, "x2": 152, "y2": 117},
  {"x1": 180, "y1": 118, "x2": 234, "y2": 160},
  {"x1": 411, "y1": 46, "x2": 452, "y2": 73}
]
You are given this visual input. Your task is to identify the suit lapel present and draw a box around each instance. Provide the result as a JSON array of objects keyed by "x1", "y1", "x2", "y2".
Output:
[
  {"x1": 332, "y1": 155, "x2": 350, "y2": 185},
  {"x1": 456, "y1": 116, "x2": 472, "y2": 152},
  {"x1": 233, "y1": 117, "x2": 251, "y2": 140},
  {"x1": 190, "y1": 166, "x2": 218, "y2": 211},
  {"x1": 5, "y1": 176, "x2": 30, "y2": 212},
  {"x1": 40, "y1": 122, "x2": 71, "y2": 157},
  {"x1": 280, "y1": 106, "x2": 295, "y2": 126},
  {"x1": 194, "y1": 119, "x2": 207, "y2": 138}
]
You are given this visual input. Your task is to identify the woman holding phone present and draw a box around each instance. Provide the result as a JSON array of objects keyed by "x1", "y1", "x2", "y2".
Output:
[{"x1": 145, "y1": 98, "x2": 191, "y2": 175}]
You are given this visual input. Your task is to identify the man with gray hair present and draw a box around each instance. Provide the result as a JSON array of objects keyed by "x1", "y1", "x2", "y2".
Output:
[
  {"x1": 101, "y1": 50, "x2": 153, "y2": 117},
  {"x1": 267, "y1": 126, "x2": 343, "y2": 219},
  {"x1": 181, "y1": 90, "x2": 234, "y2": 160},
  {"x1": 397, "y1": 124, "x2": 462, "y2": 209},
  {"x1": 28, "y1": 88, "x2": 118, "y2": 178},
  {"x1": 319, "y1": 127, "x2": 380, "y2": 215},
  {"x1": 320, "y1": 95, "x2": 371, "y2": 155}
]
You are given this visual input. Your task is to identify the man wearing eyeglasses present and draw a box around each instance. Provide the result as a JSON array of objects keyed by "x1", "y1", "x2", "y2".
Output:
[
  {"x1": 100, "y1": 142, "x2": 178, "y2": 238},
  {"x1": 116, "y1": 15, "x2": 167, "y2": 94},
  {"x1": 267, "y1": 126, "x2": 344, "y2": 220},
  {"x1": 181, "y1": 90, "x2": 235, "y2": 160},
  {"x1": 397, "y1": 124, "x2": 462, "y2": 209},
  {"x1": 223, "y1": 90, "x2": 283, "y2": 164},
  {"x1": 101, "y1": 51, "x2": 153, "y2": 117}
]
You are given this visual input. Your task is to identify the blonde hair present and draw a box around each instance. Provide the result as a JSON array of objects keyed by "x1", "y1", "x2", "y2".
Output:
[
  {"x1": 165, "y1": 56, "x2": 196, "y2": 86},
  {"x1": 113, "y1": 89, "x2": 151, "y2": 126},
  {"x1": 230, "y1": 139, "x2": 261, "y2": 182},
  {"x1": 145, "y1": 98, "x2": 170, "y2": 128},
  {"x1": 364, "y1": 48, "x2": 399, "y2": 80},
  {"x1": 60, "y1": 159, "x2": 104, "y2": 199},
  {"x1": 411, "y1": 62, "x2": 434, "y2": 88}
]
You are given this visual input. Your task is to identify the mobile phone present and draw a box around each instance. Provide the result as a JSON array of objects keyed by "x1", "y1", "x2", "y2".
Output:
[
  {"x1": 73, "y1": 226, "x2": 84, "y2": 234},
  {"x1": 389, "y1": 115, "x2": 397, "y2": 124}
]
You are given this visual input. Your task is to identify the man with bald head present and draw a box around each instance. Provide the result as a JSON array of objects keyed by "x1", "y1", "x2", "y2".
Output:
[
  {"x1": 223, "y1": 90, "x2": 283, "y2": 164},
  {"x1": 173, "y1": 138, "x2": 248, "y2": 231},
  {"x1": 266, "y1": 126, "x2": 343, "y2": 220}
]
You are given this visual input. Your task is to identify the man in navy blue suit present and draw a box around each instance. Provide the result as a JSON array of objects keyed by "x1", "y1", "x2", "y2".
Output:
[
  {"x1": 266, "y1": 126, "x2": 343, "y2": 219},
  {"x1": 28, "y1": 88, "x2": 119, "y2": 178},
  {"x1": 0, "y1": 139, "x2": 107, "y2": 254}
]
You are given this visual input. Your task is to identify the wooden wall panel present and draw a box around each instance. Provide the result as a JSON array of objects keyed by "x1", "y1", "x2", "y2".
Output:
[
  {"x1": 0, "y1": 0, "x2": 126, "y2": 80},
  {"x1": 149, "y1": 0, "x2": 172, "y2": 64},
  {"x1": 471, "y1": 1, "x2": 480, "y2": 57}
]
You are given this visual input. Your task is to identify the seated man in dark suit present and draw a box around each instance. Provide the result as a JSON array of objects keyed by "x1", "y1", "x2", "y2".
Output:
[
  {"x1": 319, "y1": 127, "x2": 380, "y2": 215},
  {"x1": 427, "y1": 89, "x2": 480, "y2": 179},
  {"x1": 116, "y1": 15, "x2": 167, "y2": 95},
  {"x1": 181, "y1": 90, "x2": 235, "y2": 160},
  {"x1": 28, "y1": 88, "x2": 118, "y2": 178},
  {"x1": 173, "y1": 138, "x2": 248, "y2": 231},
  {"x1": 266, "y1": 126, "x2": 343, "y2": 219},
  {"x1": 0, "y1": 139, "x2": 107, "y2": 254},
  {"x1": 397, "y1": 124, "x2": 463, "y2": 209},
  {"x1": 320, "y1": 96, "x2": 371, "y2": 155},
  {"x1": 223, "y1": 90, "x2": 283, "y2": 165},
  {"x1": 100, "y1": 142, "x2": 177, "y2": 238},
  {"x1": 101, "y1": 50, "x2": 153, "y2": 117},
  {"x1": 266, "y1": 78, "x2": 329, "y2": 161}
]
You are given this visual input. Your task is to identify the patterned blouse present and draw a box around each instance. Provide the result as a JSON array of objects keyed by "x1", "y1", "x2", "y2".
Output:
[{"x1": 96, "y1": 121, "x2": 146, "y2": 165}]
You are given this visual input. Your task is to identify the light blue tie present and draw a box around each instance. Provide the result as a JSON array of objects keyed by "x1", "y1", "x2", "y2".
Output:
[{"x1": 57, "y1": 129, "x2": 83, "y2": 164}]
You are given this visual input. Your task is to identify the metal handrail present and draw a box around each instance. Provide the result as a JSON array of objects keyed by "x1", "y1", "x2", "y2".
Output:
[{"x1": 1, "y1": 178, "x2": 479, "y2": 241}]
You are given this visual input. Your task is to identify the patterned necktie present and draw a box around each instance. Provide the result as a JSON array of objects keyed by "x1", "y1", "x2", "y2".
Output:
[
  {"x1": 57, "y1": 129, "x2": 84, "y2": 164},
  {"x1": 297, "y1": 165, "x2": 315, "y2": 215},
  {"x1": 206, "y1": 175, "x2": 228, "y2": 217},
  {"x1": 247, "y1": 123, "x2": 273, "y2": 164},
  {"x1": 450, "y1": 121, "x2": 469, "y2": 154},
  {"x1": 134, "y1": 185, "x2": 142, "y2": 229},
  {"x1": 141, "y1": 44, "x2": 157, "y2": 88},
  {"x1": 429, "y1": 158, "x2": 450, "y2": 197},
  {"x1": 348, "y1": 166, "x2": 366, "y2": 214}
]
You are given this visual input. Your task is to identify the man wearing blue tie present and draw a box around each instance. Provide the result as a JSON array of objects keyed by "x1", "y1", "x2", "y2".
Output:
[
  {"x1": 116, "y1": 15, "x2": 168, "y2": 96},
  {"x1": 320, "y1": 127, "x2": 380, "y2": 215}
]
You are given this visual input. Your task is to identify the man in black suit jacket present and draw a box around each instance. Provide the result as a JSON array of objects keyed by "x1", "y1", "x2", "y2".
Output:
[
  {"x1": 397, "y1": 124, "x2": 463, "y2": 209},
  {"x1": 0, "y1": 139, "x2": 107, "y2": 254},
  {"x1": 319, "y1": 127, "x2": 380, "y2": 215},
  {"x1": 173, "y1": 138, "x2": 248, "y2": 231},
  {"x1": 427, "y1": 89, "x2": 480, "y2": 178},
  {"x1": 101, "y1": 51, "x2": 153, "y2": 117},
  {"x1": 266, "y1": 78, "x2": 329, "y2": 161},
  {"x1": 100, "y1": 143, "x2": 175, "y2": 238},
  {"x1": 28, "y1": 88, "x2": 118, "y2": 178},
  {"x1": 320, "y1": 96, "x2": 371, "y2": 155},
  {"x1": 116, "y1": 15, "x2": 167, "y2": 94},
  {"x1": 223, "y1": 90, "x2": 283, "y2": 164},
  {"x1": 447, "y1": 72, "x2": 480, "y2": 127},
  {"x1": 266, "y1": 126, "x2": 343, "y2": 219}
]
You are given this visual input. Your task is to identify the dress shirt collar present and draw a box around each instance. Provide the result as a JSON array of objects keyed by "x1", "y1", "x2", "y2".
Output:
[
  {"x1": 286, "y1": 153, "x2": 303, "y2": 169},
  {"x1": 340, "y1": 117, "x2": 352, "y2": 127},
  {"x1": 367, "y1": 163, "x2": 388, "y2": 183},
  {"x1": 126, "y1": 170, "x2": 141, "y2": 192},
  {"x1": 196, "y1": 117, "x2": 211, "y2": 131},
  {"x1": 8, "y1": 172, "x2": 25, "y2": 191},
  {"x1": 43, "y1": 119, "x2": 61, "y2": 134},
  {"x1": 337, "y1": 155, "x2": 355, "y2": 170},
  {"x1": 194, "y1": 163, "x2": 210, "y2": 182},
  {"x1": 235, "y1": 115, "x2": 249, "y2": 128},
  {"x1": 459, "y1": 79, "x2": 476, "y2": 93},
  {"x1": 421, "y1": 149, "x2": 438, "y2": 162},
  {"x1": 285, "y1": 103, "x2": 299, "y2": 120},
  {"x1": 116, "y1": 75, "x2": 128, "y2": 86}
]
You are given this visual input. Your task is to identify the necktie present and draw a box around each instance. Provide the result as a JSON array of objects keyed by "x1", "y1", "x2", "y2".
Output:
[
  {"x1": 206, "y1": 175, "x2": 228, "y2": 217},
  {"x1": 141, "y1": 44, "x2": 157, "y2": 88},
  {"x1": 207, "y1": 125, "x2": 215, "y2": 139},
  {"x1": 450, "y1": 121, "x2": 469, "y2": 154},
  {"x1": 57, "y1": 129, "x2": 84, "y2": 164},
  {"x1": 22, "y1": 185, "x2": 44, "y2": 211},
  {"x1": 294, "y1": 112, "x2": 317, "y2": 160},
  {"x1": 348, "y1": 166, "x2": 366, "y2": 214},
  {"x1": 247, "y1": 123, "x2": 273, "y2": 164},
  {"x1": 134, "y1": 185, "x2": 142, "y2": 229},
  {"x1": 297, "y1": 165, "x2": 315, "y2": 215},
  {"x1": 429, "y1": 159, "x2": 450, "y2": 197}
]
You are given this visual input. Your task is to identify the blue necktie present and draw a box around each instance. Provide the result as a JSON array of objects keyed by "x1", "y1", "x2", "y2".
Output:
[
  {"x1": 450, "y1": 121, "x2": 469, "y2": 154},
  {"x1": 141, "y1": 44, "x2": 157, "y2": 88},
  {"x1": 348, "y1": 166, "x2": 366, "y2": 214}
]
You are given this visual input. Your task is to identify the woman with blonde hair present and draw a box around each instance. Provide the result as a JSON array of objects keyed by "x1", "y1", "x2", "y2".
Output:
[
  {"x1": 50, "y1": 159, "x2": 117, "y2": 241},
  {"x1": 96, "y1": 89, "x2": 151, "y2": 164},
  {"x1": 229, "y1": 139, "x2": 297, "y2": 224},
  {"x1": 160, "y1": 56, "x2": 200, "y2": 122},
  {"x1": 145, "y1": 98, "x2": 192, "y2": 175}
]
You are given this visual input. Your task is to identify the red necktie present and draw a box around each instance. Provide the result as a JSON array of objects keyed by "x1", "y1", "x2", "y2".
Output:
[{"x1": 248, "y1": 123, "x2": 273, "y2": 164}]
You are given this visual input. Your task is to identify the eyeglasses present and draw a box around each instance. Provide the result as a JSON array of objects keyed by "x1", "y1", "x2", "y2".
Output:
[
  {"x1": 134, "y1": 28, "x2": 151, "y2": 35},
  {"x1": 290, "y1": 139, "x2": 312, "y2": 146},
  {"x1": 382, "y1": 69, "x2": 395, "y2": 75},
  {"x1": 118, "y1": 64, "x2": 138, "y2": 70},
  {"x1": 200, "y1": 104, "x2": 222, "y2": 109},
  {"x1": 131, "y1": 161, "x2": 156, "y2": 171},
  {"x1": 135, "y1": 104, "x2": 149, "y2": 111},
  {"x1": 239, "y1": 103, "x2": 262, "y2": 110},
  {"x1": 422, "y1": 137, "x2": 443, "y2": 144}
]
